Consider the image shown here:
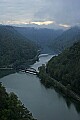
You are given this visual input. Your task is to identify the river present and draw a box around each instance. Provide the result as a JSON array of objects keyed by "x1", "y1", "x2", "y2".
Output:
[{"x1": 0, "y1": 54, "x2": 80, "y2": 120}]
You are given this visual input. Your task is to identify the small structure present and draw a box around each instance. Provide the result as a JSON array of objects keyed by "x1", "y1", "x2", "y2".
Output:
[{"x1": 21, "y1": 68, "x2": 38, "y2": 75}]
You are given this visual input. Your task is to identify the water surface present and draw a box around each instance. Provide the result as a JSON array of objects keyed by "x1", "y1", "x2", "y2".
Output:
[{"x1": 0, "y1": 54, "x2": 80, "y2": 120}]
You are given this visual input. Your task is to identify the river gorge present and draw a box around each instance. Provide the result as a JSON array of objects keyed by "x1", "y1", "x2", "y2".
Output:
[{"x1": 0, "y1": 54, "x2": 80, "y2": 120}]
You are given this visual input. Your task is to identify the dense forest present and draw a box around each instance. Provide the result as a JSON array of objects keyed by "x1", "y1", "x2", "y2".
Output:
[
  {"x1": 0, "y1": 25, "x2": 38, "y2": 69},
  {"x1": 46, "y1": 42, "x2": 80, "y2": 95},
  {"x1": 0, "y1": 82, "x2": 36, "y2": 120}
]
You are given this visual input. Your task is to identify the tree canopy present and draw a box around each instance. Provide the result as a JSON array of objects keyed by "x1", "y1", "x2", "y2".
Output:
[
  {"x1": 0, "y1": 82, "x2": 36, "y2": 120},
  {"x1": 47, "y1": 42, "x2": 80, "y2": 95},
  {"x1": 0, "y1": 25, "x2": 38, "y2": 69}
]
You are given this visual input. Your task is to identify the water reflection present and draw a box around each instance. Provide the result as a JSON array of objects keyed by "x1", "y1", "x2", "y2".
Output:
[
  {"x1": 52, "y1": 86, "x2": 80, "y2": 113},
  {"x1": 0, "y1": 54, "x2": 80, "y2": 120}
]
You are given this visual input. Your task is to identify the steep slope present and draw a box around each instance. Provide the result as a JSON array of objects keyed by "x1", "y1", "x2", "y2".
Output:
[
  {"x1": 15, "y1": 27, "x2": 63, "y2": 53},
  {"x1": 51, "y1": 26, "x2": 80, "y2": 52},
  {"x1": 0, "y1": 82, "x2": 36, "y2": 120},
  {"x1": 47, "y1": 42, "x2": 80, "y2": 95},
  {"x1": 0, "y1": 25, "x2": 38, "y2": 68}
]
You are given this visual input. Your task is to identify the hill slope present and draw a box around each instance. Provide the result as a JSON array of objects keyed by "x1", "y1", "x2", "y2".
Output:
[
  {"x1": 0, "y1": 25, "x2": 38, "y2": 68},
  {"x1": 15, "y1": 27, "x2": 63, "y2": 53},
  {"x1": 47, "y1": 42, "x2": 80, "y2": 95},
  {"x1": 51, "y1": 26, "x2": 80, "y2": 52},
  {"x1": 0, "y1": 82, "x2": 36, "y2": 120}
]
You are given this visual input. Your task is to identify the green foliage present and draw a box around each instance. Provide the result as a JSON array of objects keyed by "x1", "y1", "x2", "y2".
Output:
[
  {"x1": 0, "y1": 69, "x2": 15, "y2": 78},
  {"x1": 0, "y1": 82, "x2": 36, "y2": 120},
  {"x1": 47, "y1": 42, "x2": 80, "y2": 95},
  {"x1": 38, "y1": 64, "x2": 54, "y2": 88},
  {"x1": 0, "y1": 25, "x2": 38, "y2": 69},
  {"x1": 51, "y1": 26, "x2": 80, "y2": 52}
]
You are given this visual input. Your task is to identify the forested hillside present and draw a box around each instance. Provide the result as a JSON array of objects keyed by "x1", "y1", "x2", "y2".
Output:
[
  {"x1": 51, "y1": 26, "x2": 80, "y2": 52},
  {"x1": 47, "y1": 42, "x2": 80, "y2": 95},
  {"x1": 0, "y1": 82, "x2": 36, "y2": 120},
  {"x1": 15, "y1": 26, "x2": 80, "y2": 53},
  {"x1": 0, "y1": 25, "x2": 38, "y2": 69},
  {"x1": 15, "y1": 27, "x2": 63, "y2": 53}
]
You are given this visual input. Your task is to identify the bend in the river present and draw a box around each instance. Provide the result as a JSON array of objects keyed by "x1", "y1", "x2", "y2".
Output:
[{"x1": 0, "y1": 54, "x2": 80, "y2": 120}]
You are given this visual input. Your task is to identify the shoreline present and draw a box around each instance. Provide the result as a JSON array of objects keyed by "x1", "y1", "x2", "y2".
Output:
[
  {"x1": 38, "y1": 66, "x2": 80, "y2": 103},
  {"x1": 0, "y1": 51, "x2": 40, "y2": 78}
]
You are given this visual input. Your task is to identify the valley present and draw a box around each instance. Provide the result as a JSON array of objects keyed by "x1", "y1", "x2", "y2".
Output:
[{"x1": 0, "y1": 25, "x2": 80, "y2": 120}]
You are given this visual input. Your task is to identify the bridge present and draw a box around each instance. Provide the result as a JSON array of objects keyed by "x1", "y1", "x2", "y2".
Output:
[{"x1": 21, "y1": 68, "x2": 38, "y2": 75}]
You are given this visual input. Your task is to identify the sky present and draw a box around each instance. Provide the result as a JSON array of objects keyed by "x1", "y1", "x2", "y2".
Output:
[{"x1": 0, "y1": 0, "x2": 80, "y2": 29}]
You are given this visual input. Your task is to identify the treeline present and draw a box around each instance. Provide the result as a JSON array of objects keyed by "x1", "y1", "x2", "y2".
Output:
[
  {"x1": 0, "y1": 82, "x2": 37, "y2": 120},
  {"x1": 46, "y1": 42, "x2": 80, "y2": 95},
  {"x1": 0, "y1": 69, "x2": 15, "y2": 78},
  {"x1": 0, "y1": 25, "x2": 38, "y2": 69}
]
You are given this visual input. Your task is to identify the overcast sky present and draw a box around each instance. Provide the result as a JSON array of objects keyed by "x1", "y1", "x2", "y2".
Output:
[{"x1": 0, "y1": 0, "x2": 80, "y2": 29}]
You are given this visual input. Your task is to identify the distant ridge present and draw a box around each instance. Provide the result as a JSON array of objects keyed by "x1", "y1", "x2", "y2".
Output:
[
  {"x1": 51, "y1": 26, "x2": 80, "y2": 52},
  {"x1": 14, "y1": 26, "x2": 63, "y2": 54}
]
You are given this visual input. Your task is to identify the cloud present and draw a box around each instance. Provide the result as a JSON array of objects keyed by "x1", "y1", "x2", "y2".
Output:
[
  {"x1": 34, "y1": 0, "x2": 80, "y2": 26},
  {"x1": 0, "y1": 0, "x2": 80, "y2": 28},
  {"x1": 0, "y1": 20, "x2": 29, "y2": 25},
  {"x1": 0, "y1": 20, "x2": 72, "y2": 29},
  {"x1": 31, "y1": 21, "x2": 55, "y2": 25},
  {"x1": 2, "y1": 20, "x2": 55, "y2": 26},
  {"x1": 59, "y1": 24, "x2": 71, "y2": 28}
]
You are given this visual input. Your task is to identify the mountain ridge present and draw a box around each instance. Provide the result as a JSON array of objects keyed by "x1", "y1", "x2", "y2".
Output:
[
  {"x1": 14, "y1": 26, "x2": 64, "y2": 54},
  {"x1": 51, "y1": 26, "x2": 80, "y2": 52},
  {"x1": 0, "y1": 25, "x2": 38, "y2": 69}
]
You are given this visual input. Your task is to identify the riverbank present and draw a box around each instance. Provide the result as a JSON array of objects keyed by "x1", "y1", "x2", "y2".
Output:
[
  {"x1": 0, "y1": 69, "x2": 16, "y2": 78},
  {"x1": 38, "y1": 65, "x2": 80, "y2": 103},
  {"x1": 0, "y1": 51, "x2": 40, "y2": 78},
  {"x1": 0, "y1": 54, "x2": 80, "y2": 120},
  {"x1": 0, "y1": 82, "x2": 37, "y2": 120}
]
